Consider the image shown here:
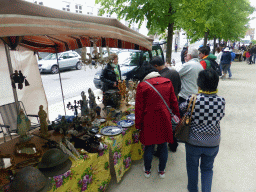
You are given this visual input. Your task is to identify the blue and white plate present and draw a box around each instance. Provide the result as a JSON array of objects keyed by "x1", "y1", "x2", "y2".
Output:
[
  {"x1": 126, "y1": 114, "x2": 135, "y2": 121},
  {"x1": 100, "y1": 126, "x2": 123, "y2": 136},
  {"x1": 117, "y1": 120, "x2": 134, "y2": 128}
]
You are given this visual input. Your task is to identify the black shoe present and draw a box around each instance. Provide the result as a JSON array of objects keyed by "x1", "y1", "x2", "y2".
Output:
[
  {"x1": 168, "y1": 142, "x2": 179, "y2": 152},
  {"x1": 153, "y1": 151, "x2": 161, "y2": 158}
]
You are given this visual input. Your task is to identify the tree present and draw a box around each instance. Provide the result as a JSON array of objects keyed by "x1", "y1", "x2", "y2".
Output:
[
  {"x1": 178, "y1": 0, "x2": 254, "y2": 49},
  {"x1": 95, "y1": 0, "x2": 183, "y2": 63}
]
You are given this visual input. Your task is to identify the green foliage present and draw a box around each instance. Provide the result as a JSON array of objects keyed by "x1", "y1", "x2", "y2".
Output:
[{"x1": 251, "y1": 40, "x2": 256, "y2": 45}]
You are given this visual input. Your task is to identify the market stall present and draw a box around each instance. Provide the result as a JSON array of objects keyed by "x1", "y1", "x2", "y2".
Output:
[{"x1": 0, "y1": 0, "x2": 149, "y2": 191}]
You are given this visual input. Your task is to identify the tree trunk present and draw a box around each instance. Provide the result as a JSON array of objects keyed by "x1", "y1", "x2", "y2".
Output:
[
  {"x1": 213, "y1": 36, "x2": 216, "y2": 54},
  {"x1": 204, "y1": 30, "x2": 209, "y2": 46},
  {"x1": 166, "y1": 22, "x2": 174, "y2": 64}
]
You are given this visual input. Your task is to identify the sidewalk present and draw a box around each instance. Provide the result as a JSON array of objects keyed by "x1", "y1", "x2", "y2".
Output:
[{"x1": 106, "y1": 61, "x2": 256, "y2": 192}]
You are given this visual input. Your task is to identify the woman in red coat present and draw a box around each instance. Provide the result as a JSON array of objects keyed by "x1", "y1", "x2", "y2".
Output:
[{"x1": 135, "y1": 63, "x2": 180, "y2": 179}]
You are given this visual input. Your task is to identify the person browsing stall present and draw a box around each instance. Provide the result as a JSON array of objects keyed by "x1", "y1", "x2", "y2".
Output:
[
  {"x1": 100, "y1": 53, "x2": 121, "y2": 92},
  {"x1": 135, "y1": 62, "x2": 180, "y2": 179},
  {"x1": 180, "y1": 69, "x2": 225, "y2": 192}
]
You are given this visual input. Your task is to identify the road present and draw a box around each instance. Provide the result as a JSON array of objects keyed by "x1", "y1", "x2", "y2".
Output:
[{"x1": 41, "y1": 67, "x2": 100, "y2": 106}]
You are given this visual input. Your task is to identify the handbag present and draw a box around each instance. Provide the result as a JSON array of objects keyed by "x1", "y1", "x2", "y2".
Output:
[
  {"x1": 175, "y1": 94, "x2": 197, "y2": 143},
  {"x1": 144, "y1": 81, "x2": 180, "y2": 129}
]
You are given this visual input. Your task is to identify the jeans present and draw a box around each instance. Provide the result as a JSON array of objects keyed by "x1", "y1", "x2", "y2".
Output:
[
  {"x1": 227, "y1": 65, "x2": 232, "y2": 77},
  {"x1": 185, "y1": 143, "x2": 219, "y2": 192},
  {"x1": 253, "y1": 54, "x2": 256, "y2": 64},
  {"x1": 144, "y1": 142, "x2": 168, "y2": 171}
]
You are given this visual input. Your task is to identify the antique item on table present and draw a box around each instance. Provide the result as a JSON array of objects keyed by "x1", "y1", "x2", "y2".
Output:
[
  {"x1": 81, "y1": 91, "x2": 89, "y2": 116},
  {"x1": 95, "y1": 106, "x2": 101, "y2": 117},
  {"x1": 100, "y1": 126, "x2": 123, "y2": 136},
  {"x1": 115, "y1": 109, "x2": 122, "y2": 121},
  {"x1": 59, "y1": 116, "x2": 69, "y2": 135},
  {"x1": 67, "y1": 100, "x2": 82, "y2": 117},
  {"x1": 88, "y1": 88, "x2": 98, "y2": 110},
  {"x1": 0, "y1": 154, "x2": 14, "y2": 171},
  {"x1": 126, "y1": 113, "x2": 135, "y2": 121},
  {"x1": 127, "y1": 80, "x2": 139, "y2": 103},
  {"x1": 10, "y1": 70, "x2": 30, "y2": 90},
  {"x1": 59, "y1": 141, "x2": 78, "y2": 160},
  {"x1": 14, "y1": 142, "x2": 42, "y2": 158},
  {"x1": 102, "y1": 89, "x2": 121, "y2": 109},
  {"x1": 70, "y1": 133, "x2": 101, "y2": 153},
  {"x1": 33, "y1": 133, "x2": 59, "y2": 149},
  {"x1": 14, "y1": 157, "x2": 40, "y2": 170},
  {"x1": 118, "y1": 80, "x2": 128, "y2": 101},
  {"x1": 17, "y1": 109, "x2": 31, "y2": 142},
  {"x1": 38, "y1": 148, "x2": 72, "y2": 177},
  {"x1": 10, "y1": 166, "x2": 52, "y2": 192},
  {"x1": 99, "y1": 118, "x2": 106, "y2": 123},
  {"x1": 63, "y1": 138, "x2": 80, "y2": 157},
  {"x1": 38, "y1": 105, "x2": 50, "y2": 138},
  {"x1": 117, "y1": 120, "x2": 134, "y2": 128},
  {"x1": 89, "y1": 127, "x2": 99, "y2": 134}
]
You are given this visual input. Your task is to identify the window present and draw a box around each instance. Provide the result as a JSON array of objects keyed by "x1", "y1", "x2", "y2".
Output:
[
  {"x1": 75, "y1": 4, "x2": 82, "y2": 14},
  {"x1": 62, "y1": 2, "x2": 71, "y2": 12},
  {"x1": 87, "y1": 6, "x2": 93, "y2": 15},
  {"x1": 33, "y1": 1, "x2": 43, "y2": 5}
]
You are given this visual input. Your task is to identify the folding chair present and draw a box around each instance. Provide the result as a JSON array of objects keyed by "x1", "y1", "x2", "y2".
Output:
[{"x1": 0, "y1": 101, "x2": 40, "y2": 142}]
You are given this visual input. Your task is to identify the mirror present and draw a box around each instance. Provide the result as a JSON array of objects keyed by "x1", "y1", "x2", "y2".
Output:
[{"x1": 14, "y1": 142, "x2": 42, "y2": 158}]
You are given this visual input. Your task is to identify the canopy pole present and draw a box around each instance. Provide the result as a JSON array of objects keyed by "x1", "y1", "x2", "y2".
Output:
[
  {"x1": 4, "y1": 42, "x2": 20, "y2": 112},
  {"x1": 56, "y1": 53, "x2": 67, "y2": 116}
]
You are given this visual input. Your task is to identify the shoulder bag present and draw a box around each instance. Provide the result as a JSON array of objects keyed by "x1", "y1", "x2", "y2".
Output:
[
  {"x1": 175, "y1": 94, "x2": 197, "y2": 143},
  {"x1": 144, "y1": 81, "x2": 180, "y2": 129}
]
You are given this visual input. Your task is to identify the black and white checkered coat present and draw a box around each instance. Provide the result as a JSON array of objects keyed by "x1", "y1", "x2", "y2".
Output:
[{"x1": 180, "y1": 93, "x2": 225, "y2": 147}]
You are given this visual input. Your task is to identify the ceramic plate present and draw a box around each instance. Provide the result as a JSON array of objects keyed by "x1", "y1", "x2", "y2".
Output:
[
  {"x1": 117, "y1": 120, "x2": 135, "y2": 128},
  {"x1": 126, "y1": 114, "x2": 135, "y2": 121},
  {"x1": 100, "y1": 126, "x2": 123, "y2": 136}
]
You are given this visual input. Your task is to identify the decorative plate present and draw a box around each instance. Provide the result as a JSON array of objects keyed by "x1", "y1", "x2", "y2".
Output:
[
  {"x1": 126, "y1": 114, "x2": 135, "y2": 121},
  {"x1": 100, "y1": 126, "x2": 123, "y2": 136},
  {"x1": 117, "y1": 120, "x2": 135, "y2": 128}
]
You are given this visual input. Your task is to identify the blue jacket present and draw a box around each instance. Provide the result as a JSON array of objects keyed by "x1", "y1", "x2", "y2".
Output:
[{"x1": 221, "y1": 51, "x2": 231, "y2": 64}]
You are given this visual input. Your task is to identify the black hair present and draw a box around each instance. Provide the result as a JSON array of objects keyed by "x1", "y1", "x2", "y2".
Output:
[
  {"x1": 134, "y1": 61, "x2": 158, "y2": 82},
  {"x1": 149, "y1": 56, "x2": 164, "y2": 67},
  {"x1": 197, "y1": 69, "x2": 219, "y2": 92},
  {"x1": 198, "y1": 46, "x2": 210, "y2": 55}
]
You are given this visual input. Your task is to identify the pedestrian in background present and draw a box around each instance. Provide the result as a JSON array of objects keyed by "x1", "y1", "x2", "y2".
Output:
[
  {"x1": 175, "y1": 44, "x2": 178, "y2": 52},
  {"x1": 220, "y1": 47, "x2": 231, "y2": 79},
  {"x1": 181, "y1": 47, "x2": 188, "y2": 64},
  {"x1": 215, "y1": 47, "x2": 223, "y2": 76},
  {"x1": 135, "y1": 62, "x2": 180, "y2": 179},
  {"x1": 180, "y1": 69, "x2": 225, "y2": 192},
  {"x1": 245, "y1": 50, "x2": 250, "y2": 64}
]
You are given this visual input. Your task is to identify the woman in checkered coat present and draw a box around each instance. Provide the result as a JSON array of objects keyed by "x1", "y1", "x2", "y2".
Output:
[{"x1": 180, "y1": 69, "x2": 225, "y2": 192}]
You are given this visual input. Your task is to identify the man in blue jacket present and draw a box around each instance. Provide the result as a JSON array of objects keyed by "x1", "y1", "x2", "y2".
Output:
[{"x1": 228, "y1": 49, "x2": 236, "y2": 79}]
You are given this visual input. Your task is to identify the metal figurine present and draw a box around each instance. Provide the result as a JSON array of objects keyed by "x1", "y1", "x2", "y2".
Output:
[
  {"x1": 17, "y1": 109, "x2": 31, "y2": 142},
  {"x1": 88, "y1": 88, "x2": 97, "y2": 111},
  {"x1": 67, "y1": 100, "x2": 81, "y2": 117},
  {"x1": 81, "y1": 91, "x2": 89, "y2": 116},
  {"x1": 38, "y1": 105, "x2": 50, "y2": 138}
]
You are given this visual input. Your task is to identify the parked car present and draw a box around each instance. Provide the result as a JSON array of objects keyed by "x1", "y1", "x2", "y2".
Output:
[
  {"x1": 93, "y1": 42, "x2": 165, "y2": 90},
  {"x1": 38, "y1": 51, "x2": 82, "y2": 74}
]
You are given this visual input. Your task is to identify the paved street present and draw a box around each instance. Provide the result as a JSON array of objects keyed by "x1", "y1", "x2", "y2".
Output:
[{"x1": 106, "y1": 60, "x2": 256, "y2": 192}]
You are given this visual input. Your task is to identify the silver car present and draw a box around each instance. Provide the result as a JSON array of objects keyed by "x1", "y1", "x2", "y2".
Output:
[{"x1": 38, "y1": 51, "x2": 82, "y2": 74}]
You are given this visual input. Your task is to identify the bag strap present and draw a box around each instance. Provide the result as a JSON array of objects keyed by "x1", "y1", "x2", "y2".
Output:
[
  {"x1": 144, "y1": 81, "x2": 174, "y2": 116},
  {"x1": 187, "y1": 94, "x2": 197, "y2": 119}
]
